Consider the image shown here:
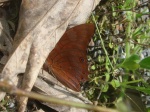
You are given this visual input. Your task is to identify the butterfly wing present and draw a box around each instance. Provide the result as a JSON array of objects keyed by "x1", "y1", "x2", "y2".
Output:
[{"x1": 44, "y1": 23, "x2": 95, "y2": 91}]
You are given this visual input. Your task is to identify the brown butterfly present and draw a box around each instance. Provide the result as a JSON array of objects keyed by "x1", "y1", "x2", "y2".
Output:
[{"x1": 43, "y1": 23, "x2": 95, "y2": 91}]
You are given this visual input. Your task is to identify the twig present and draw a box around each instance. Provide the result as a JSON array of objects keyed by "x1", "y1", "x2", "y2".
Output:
[{"x1": 0, "y1": 80, "x2": 118, "y2": 112}]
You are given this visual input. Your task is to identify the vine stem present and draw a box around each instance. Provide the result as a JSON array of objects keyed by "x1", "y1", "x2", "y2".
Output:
[{"x1": 92, "y1": 14, "x2": 114, "y2": 70}]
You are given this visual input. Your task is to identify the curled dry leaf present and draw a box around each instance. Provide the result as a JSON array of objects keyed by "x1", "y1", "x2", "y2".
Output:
[
  {"x1": 38, "y1": 70, "x2": 92, "y2": 104},
  {"x1": 34, "y1": 72, "x2": 90, "y2": 112},
  {"x1": 0, "y1": 0, "x2": 101, "y2": 111}
]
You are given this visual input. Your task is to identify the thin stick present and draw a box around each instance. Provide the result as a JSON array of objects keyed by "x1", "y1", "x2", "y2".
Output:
[{"x1": 0, "y1": 80, "x2": 118, "y2": 112}]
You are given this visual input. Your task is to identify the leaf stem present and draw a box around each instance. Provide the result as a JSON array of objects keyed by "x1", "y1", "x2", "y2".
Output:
[{"x1": 92, "y1": 14, "x2": 114, "y2": 70}]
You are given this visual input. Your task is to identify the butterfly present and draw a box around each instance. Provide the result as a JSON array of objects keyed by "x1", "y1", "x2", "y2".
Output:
[{"x1": 43, "y1": 23, "x2": 95, "y2": 91}]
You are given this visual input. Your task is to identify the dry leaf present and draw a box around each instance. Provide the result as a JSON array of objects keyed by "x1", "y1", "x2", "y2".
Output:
[
  {"x1": 37, "y1": 70, "x2": 92, "y2": 104},
  {"x1": 0, "y1": 0, "x2": 101, "y2": 111},
  {"x1": 33, "y1": 109, "x2": 45, "y2": 112},
  {"x1": 0, "y1": 8, "x2": 12, "y2": 55},
  {"x1": 34, "y1": 76, "x2": 88, "y2": 112},
  {"x1": 0, "y1": 8, "x2": 12, "y2": 101}
]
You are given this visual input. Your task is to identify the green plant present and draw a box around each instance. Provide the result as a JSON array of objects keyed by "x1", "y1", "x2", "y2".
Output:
[{"x1": 86, "y1": 0, "x2": 150, "y2": 111}]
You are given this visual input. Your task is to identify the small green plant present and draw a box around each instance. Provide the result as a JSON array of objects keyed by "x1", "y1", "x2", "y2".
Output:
[{"x1": 86, "y1": 0, "x2": 150, "y2": 111}]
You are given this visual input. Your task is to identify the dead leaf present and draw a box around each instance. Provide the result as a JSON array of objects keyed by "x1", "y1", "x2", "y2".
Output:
[
  {"x1": 34, "y1": 76, "x2": 89, "y2": 112},
  {"x1": 0, "y1": 0, "x2": 100, "y2": 111},
  {"x1": 0, "y1": 8, "x2": 12, "y2": 101},
  {"x1": 37, "y1": 70, "x2": 92, "y2": 104},
  {"x1": 0, "y1": 8, "x2": 12, "y2": 55},
  {"x1": 33, "y1": 109, "x2": 45, "y2": 112}
]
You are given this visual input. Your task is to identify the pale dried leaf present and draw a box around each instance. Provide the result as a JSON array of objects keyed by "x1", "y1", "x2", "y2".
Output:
[
  {"x1": 0, "y1": 0, "x2": 10, "y2": 3},
  {"x1": 0, "y1": 8, "x2": 12, "y2": 101},
  {"x1": 38, "y1": 70, "x2": 92, "y2": 104},
  {"x1": 34, "y1": 77, "x2": 89, "y2": 112},
  {"x1": 68, "y1": 0, "x2": 101, "y2": 28},
  {"x1": 0, "y1": 0, "x2": 101, "y2": 111},
  {"x1": 33, "y1": 109, "x2": 45, "y2": 112}
]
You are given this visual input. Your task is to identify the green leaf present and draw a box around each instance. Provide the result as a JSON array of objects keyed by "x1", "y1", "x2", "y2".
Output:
[
  {"x1": 126, "y1": 85, "x2": 150, "y2": 95},
  {"x1": 98, "y1": 55, "x2": 101, "y2": 62},
  {"x1": 122, "y1": 61, "x2": 139, "y2": 70},
  {"x1": 94, "y1": 77, "x2": 100, "y2": 85},
  {"x1": 139, "y1": 56, "x2": 150, "y2": 69},
  {"x1": 110, "y1": 79, "x2": 120, "y2": 89},
  {"x1": 105, "y1": 73, "x2": 110, "y2": 82},
  {"x1": 132, "y1": 25, "x2": 143, "y2": 38},
  {"x1": 121, "y1": 54, "x2": 140, "y2": 70},
  {"x1": 127, "y1": 54, "x2": 140, "y2": 63},
  {"x1": 91, "y1": 65, "x2": 96, "y2": 70},
  {"x1": 122, "y1": 0, "x2": 136, "y2": 9},
  {"x1": 89, "y1": 88, "x2": 95, "y2": 95},
  {"x1": 109, "y1": 42, "x2": 113, "y2": 48},
  {"x1": 101, "y1": 84, "x2": 109, "y2": 92}
]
